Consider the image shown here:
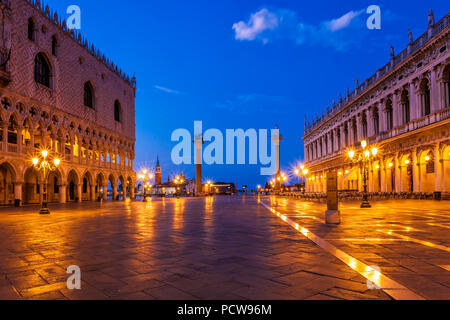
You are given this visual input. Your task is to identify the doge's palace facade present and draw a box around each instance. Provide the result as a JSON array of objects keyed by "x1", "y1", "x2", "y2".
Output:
[
  {"x1": 0, "y1": 0, "x2": 136, "y2": 206},
  {"x1": 303, "y1": 11, "x2": 450, "y2": 198}
]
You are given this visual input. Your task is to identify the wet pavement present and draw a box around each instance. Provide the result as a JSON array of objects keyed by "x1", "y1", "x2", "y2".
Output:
[
  {"x1": 0, "y1": 196, "x2": 448, "y2": 300},
  {"x1": 262, "y1": 196, "x2": 450, "y2": 300}
]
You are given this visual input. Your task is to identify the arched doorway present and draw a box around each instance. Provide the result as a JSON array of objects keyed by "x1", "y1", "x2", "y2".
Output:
[
  {"x1": 419, "y1": 149, "x2": 435, "y2": 193},
  {"x1": 81, "y1": 171, "x2": 93, "y2": 201},
  {"x1": 67, "y1": 169, "x2": 80, "y2": 202},
  {"x1": 126, "y1": 176, "x2": 133, "y2": 198},
  {"x1": 384, "y1": 158, "x2": 395, "y2": 192},
  {"x1": 47, "y1": 168, "x2": 63, "y2": 203},
  {"x1": 443, "y1": 145, "x2": 450, "y2": 192},
  {"x1": 399, "y1": 154, "x2": 413, "y2": 192},
  {"x1": 107, "y1": 174, "x2": 116, "y2": 200},
  {"x1": 0, "y1": 162, "x2": 16, "y2": 206},
  {"x1": 95, "y1": 172, "x2": 105, "y2": 201},
  {"x1": 24, "y1": 167, "x2": 40, "y2": 204},
  {"x1": 118, "y1": 175, "x2": 125, "y2": 200}
]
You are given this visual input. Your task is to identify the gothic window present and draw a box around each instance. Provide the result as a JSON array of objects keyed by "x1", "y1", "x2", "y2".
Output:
[
  {"x1": 114, "y1": 100, "x2": 121, "y2": 122},
  {"x1": 51, "y1": 35, "x2": 58, "y2": 56},
  {"x1": 1, "y1": 97, "x2": 11, "y2": 111},
  {"x1": 84, "y1": 82, "x2": 94, "y2": 108},
  {"x1": 420, "y1": 79, "x2": 431, "y2": 116},
  {"x1": 386, "y1": 99, "x2": 393, "y2": 131},
  {"x1": 83, "y1": 178, "x2": 88, "y2": 193},
  {"x1": 362, "y1": 114, "x2": 368, "y2": 138},
  {"x1": 401, "y1": 89, "x2": 410, "y2": 124},
  {"x1": 7, "y1": 116, "x2": 17, "y2": 144},
  {"x1": 34, "y1": 53, "x2": 51, "y2": 88},
  {"x1": 28, "y1": 18, "x2": 35, "y2": 41},
  {"x1": 54, "y1": 177, "x2": 59, "y2": 194},
  {"x1": 352, "y1": 119, "x2": 357, "y2": 142},
  {"x1": 373, "y1": 109, "x2": 380, "y2": 135}
]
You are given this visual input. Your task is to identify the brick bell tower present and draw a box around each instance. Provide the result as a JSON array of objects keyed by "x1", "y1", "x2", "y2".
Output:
[{"x1": 155, "y1": 156, "x2": 161, "y2": 185}]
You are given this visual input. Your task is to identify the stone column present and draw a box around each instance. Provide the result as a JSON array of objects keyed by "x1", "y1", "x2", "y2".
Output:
[
  {"x1": 380, "y1": 160, "x2": 386, "y2": 192},
  {"x1": 435, "y1": 143, "x2": 443, "y2": 192},
  {"x1": 112, "y1": 186, "x2": 118, "y2": 201},
  {"x1": 59, "y1": 184, "x2": 67, "y2": 204},
  {"x1": 408, "y1": 81, "x2": 417, "y2": 121},
  {"x1": 321, "y1": 173, "x2": 326, "y2": 193},
  {"x1": 77, "y1": 184, "x2": 82, "y2": 203},
  {"x1": 14, "y1": 182, "x2": 23, "y2": 206},
  {"x1": 379, "y1": 102, "x2": 386, "y2": 133},
  {"x1": 17, "y1": 126, "x2": 23, "y2": 154},
  {"x1": 340, "y1": 126, "x2": 345, "y2": 148},
  {"x1": 130, "y1": 182, "x2": 135, "y2": 199},
  {"x1": 392, "y1": 91, "x2": 400, "y2": 128},
  {"x1": 102, "y1": 184, "x2": 108, "y2": 200},
  {"x1": 356, "y1": 115, "x2": 362, "y2": 142},
  {"x1": 411, "y1": 149, "x2": 420, "y2": 193},
  {"x1": 2, "y1": 123, "x2": 8, "y2": 150},
  {"x1": 90, "y1": 185, "x2": 96, "y2": 201},
  {"x1": 430, "y1": 68, "x2": 440, "y2": 113},
  {"x1": 393, "y1": 153, "x2": 400, "y2": 192}
]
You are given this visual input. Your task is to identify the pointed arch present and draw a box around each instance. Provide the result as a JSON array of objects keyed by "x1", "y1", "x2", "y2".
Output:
[
  {"x1": 114, "y1": 100, "x2": 122, "y2": 122},
  {"x1": 34, "y1": 52, "x2": 52, "y2": 88},
  {"x1": 84, "y1": 81, "x2": 95, "y2": 109}
]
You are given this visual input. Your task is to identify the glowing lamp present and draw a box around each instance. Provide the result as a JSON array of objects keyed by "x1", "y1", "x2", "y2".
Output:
[
  {"x1": 32, "y1": 158, "x2": 39, "y2": 165},
  {"x1": 361, "y1": 140, "x2": 367, "y2": 149}
]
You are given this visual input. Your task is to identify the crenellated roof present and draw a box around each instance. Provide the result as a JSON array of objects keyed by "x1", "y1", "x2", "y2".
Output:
[{"x1": 24, "y1": 0, "x2": 136, "y2": 90}]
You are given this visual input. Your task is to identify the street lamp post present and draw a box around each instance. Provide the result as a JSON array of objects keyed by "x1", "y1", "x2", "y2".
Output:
[
  {"x1": 32, "y1": 149, "x2": 61, "y2": 215},
  {"x1": 348, "y1": 140, "x2": 378, "y2": 208},
  {"x1": 138, "y1": 169, "x2": 153, "y2": 201},
  {"x1": 174, "y1": 176, "x2": 185, "y2": 197}
]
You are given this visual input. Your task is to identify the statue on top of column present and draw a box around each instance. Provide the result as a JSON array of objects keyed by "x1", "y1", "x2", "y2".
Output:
[{"x1": 428, "y1": 9, "x2": 435, "y2": 27}]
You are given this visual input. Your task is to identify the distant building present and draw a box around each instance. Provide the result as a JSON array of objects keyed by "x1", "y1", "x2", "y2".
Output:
[{"x1": 204, "y1": 182, "x2": 236, "y2": 195}]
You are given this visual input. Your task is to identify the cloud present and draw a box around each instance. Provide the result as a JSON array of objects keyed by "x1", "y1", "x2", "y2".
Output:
[
  {"x1": 326, "y1": 10, "x2": 363, "y2": 31},
  {"x1": 153, "y1": 85, "x2": 181, "y2": 94},
  {"x1": 233, "y1": 8, "x2": 367, "y2": 51},
  {"x1": 232, "y1": 8, "x2": 279, "y2": 42}
]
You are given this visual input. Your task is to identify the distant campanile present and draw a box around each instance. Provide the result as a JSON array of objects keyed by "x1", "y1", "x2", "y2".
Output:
[{"x1": 155, "y1": 156, "x2": 162, "y2": 185}]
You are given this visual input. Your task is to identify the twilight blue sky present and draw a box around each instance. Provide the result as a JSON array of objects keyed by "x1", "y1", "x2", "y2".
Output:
[{"x1": 48, "y1": 0, "x2": 448, "y2": 188}]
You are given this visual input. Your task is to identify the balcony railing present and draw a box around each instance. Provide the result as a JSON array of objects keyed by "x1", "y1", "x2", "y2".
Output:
[
  {"x1": 306, "y1": 106, "x2": 450, "y2": 166},
  {"x1": 0, "y1": 143, "x2": 133, "y2": 171}
]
